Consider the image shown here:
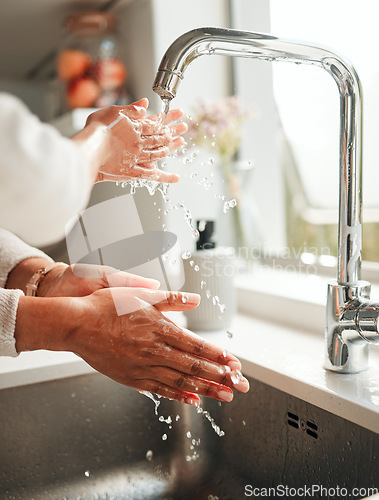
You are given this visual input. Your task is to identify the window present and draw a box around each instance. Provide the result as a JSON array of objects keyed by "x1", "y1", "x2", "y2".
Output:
[
  {"x1": 231, "y1": 0, "x2": 379, "y2": 267},
  {"x1": 270, "y1": 0, "x2": 379, "y2": 263}
]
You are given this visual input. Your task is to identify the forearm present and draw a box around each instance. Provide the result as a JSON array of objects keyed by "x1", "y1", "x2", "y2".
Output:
[{"x1": 14, "y1": 295, "x2": 80, "y2": 353}]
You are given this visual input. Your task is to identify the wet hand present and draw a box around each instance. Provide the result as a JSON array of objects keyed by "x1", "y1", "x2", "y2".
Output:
[
  {"x1": 70, "y1": 288, "x2": 249, "y2": 407},
  {"x1": 86, "y1": 98, "x2": 186, "y2": 183}
]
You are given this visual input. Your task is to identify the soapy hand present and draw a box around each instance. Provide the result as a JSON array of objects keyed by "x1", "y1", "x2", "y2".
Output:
[
  {"x1": 68, "y1": 287, "x2": 249, "y2": 407},
  {"x1": 85, "y1": 98, "x2": 186, "y2": 183}
]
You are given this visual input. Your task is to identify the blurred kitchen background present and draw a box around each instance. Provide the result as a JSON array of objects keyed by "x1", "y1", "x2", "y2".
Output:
[{"x1": 2, "y1": 0, "x2": 379, "y2": 275}]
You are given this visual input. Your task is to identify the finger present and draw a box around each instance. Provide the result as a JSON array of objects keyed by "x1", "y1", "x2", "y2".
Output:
[
  {"x1": 97, "y1": 166, "x2": 180, "y2": 184},
  {"x1": 140, "y1": 120, "x2": 169, "y2": 136},
  {"x1": 123, "y1": 98, "x2": 149, "y2": 119},
  {"x1": 150, "y1": 291, "x2": 200, "y2": 311},
  {"x1": 168, "y1": 136, "x2": 185, "y2": 153},
  {"x1": 154, "y1": 351, "x2": 249, "y2": 393},
  {"x1": 141, "y1": 133, "x2": 171, "y2": 149},
  {"x1": 149, "y1": 108, "x2": 184, "y2": 124},
  {"x1": 162, "y1": 325, "x2": 242, "y2": 370},
  {"x1": 143, "y1": 368, "x2": 235, "y2": 402},
  {"x1": 106, "y1": 271, "x2": 160, "y2": 289},
  {"x1": 130, "y1": 289, "x2": 200, "y2": 311},
  {"x1": 130, "y1": 164, "x2": 180, "y2": 183},
  {"x1": 136, "y1": 161, "x2": 156, "y2": 170},
  {"x1": 165, "y1": 108, "x2": 184, "y2": 123},
  {"x1": 136, "y1": 384, "x2": 200, "y2": 407},
  {"x1": 139, "y1": 146, "x2": 170, "y2": 161},
  {"x1": 169, "y1": 122, "x2": 188, "y2": 137}
]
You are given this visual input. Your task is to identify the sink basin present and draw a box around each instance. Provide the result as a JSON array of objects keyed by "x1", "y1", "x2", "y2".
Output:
[{"x1": 1, "y1": 370, "x2": 378, "y2": 500}]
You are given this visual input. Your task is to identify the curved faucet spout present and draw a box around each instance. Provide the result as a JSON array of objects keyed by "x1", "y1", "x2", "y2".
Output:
[{"x1": 153, "y1": 27, "x2": 363, "y2": 287}]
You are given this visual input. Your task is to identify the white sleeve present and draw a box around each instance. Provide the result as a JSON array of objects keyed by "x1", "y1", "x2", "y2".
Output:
[
  {"x1": 0, "y1": 289, "x2": 23, "y2": 357},
  {"x1": 0, "y1": 228, "x2": 53, "y2": 288},
  {"x1": 0, "y1": 93, "x2": 92, "y2": 247},
  {"x1": 0, "y1": 228, "x2": 55, "y2": 357}
]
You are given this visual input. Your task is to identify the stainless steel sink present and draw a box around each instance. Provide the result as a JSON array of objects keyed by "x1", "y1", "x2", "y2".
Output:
[{"x1": 0, "y1": 372, "x2": 378, "y2": 499}]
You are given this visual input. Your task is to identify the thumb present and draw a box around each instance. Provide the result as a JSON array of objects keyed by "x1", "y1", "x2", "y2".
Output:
[{"x1": 123, "y1": 98, "x2": 149, "y2": 120}]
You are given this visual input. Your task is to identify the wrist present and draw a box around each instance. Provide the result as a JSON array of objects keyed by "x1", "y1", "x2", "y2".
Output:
[
  {"x1": 71, "y1": 122, "x2": 110, "y2": 183},
  {"x1": 6, "y1": 257, "x2": 52, "y2": 294},
  {"x1": 14, "y1": 295, "x2": 83, "y2": 353},
  {"x1": 35, "y1": 263, "x2": 68, "y2": 297}
]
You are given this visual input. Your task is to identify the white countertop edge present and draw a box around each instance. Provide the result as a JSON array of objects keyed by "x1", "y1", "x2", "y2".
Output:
[
  {"x1": 241, "y1": 358, "x2": 379, "y2": 436},
  {"x1": 0, "y1": 352, "x2": 95, "y2": 391}
]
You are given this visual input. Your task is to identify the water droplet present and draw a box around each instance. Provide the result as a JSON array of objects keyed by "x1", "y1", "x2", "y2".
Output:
[
  {"x1": 84, "y1": 470, "x2": 90, "y2": 477},
  {"x1": 182, "y1": 251, "x2": 191, "y2": 260},
  {"x1": 146, "y1": 450, "x2": 153, "y2": 461},
  {"x1": 226, "y1": 330, "x2": 233, "y2": 339},
  {"x1": 162, "y1": 434, "x2": 167, "y2": 440},
  {"x1": 212, "y1": 295, "x2": 220, "y2": 305},
  {"x1": 223, "y1": 198, "x2": 237, "y2": 213}
]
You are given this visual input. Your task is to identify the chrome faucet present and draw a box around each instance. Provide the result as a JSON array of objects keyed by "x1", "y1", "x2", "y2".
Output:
[{"x1": 153, "y1": 27, "x2": 378, "y2": 374}]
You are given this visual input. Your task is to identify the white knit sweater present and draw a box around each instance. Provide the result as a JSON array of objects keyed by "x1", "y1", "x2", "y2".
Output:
[
  {"x1": 0, "y1": 229, "x2": 53, "y2": 356},
  {"x1": 0, "y1": 92, "x2": 91, "y2": 247}
]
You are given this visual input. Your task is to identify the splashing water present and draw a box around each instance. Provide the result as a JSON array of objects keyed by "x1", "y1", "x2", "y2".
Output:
[
  {"x1": 186, "y1": 430, "x2": 201, "y2": 462},
  {"x1": 140, "y1": 391, "x2": 161, "y2": 416},
  {"x1": 159, "y1": 415, "x2": 173, "y2": 429},
  {"x1": 197, "y1": 406, "x2": 225, "y2": 437},
  {"x1": 223, "y1": 198, "x2": 237, "y2": 213}
]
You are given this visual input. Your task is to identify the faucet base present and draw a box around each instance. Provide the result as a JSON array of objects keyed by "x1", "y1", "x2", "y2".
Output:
[{"x1": 325, "y1": 281, "x2": 371, "y2": 373}]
